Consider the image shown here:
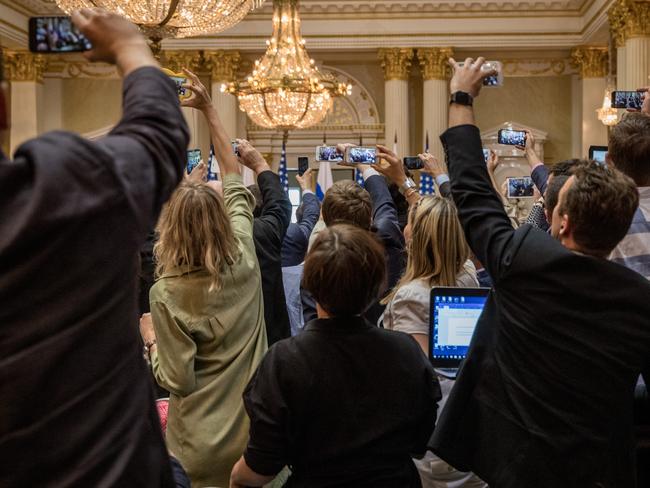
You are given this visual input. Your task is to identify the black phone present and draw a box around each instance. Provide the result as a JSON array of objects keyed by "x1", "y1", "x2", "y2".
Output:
[
  {"x1": 498, "y1": 129, "x2": 527, "y2": 146},
  {"x1": 403, "y1": 157, "x2": 423, "y2": 170},
  {"x1": 29, "y1": 17, "x2": 92, "y2": 53},
  {"x1": 611, "y1": 91, "x2": 643, "y2": 110},
  {"x1": 187, "y1": 149, "x2": 202, "y2": 174},
  {"x1": 298, "y1": 157, "x2": 309, "y2": 176}
]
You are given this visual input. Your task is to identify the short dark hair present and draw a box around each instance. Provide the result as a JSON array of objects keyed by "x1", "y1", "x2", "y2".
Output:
[
  {"x1": 551, "y1": 159, "x2": 582, "y2": 177},
  {"x1": 559, "y1": 164, "x2": 639, "y2": 256},
  {"x1": 302, "y1": 224, "x2": 386, "y2": 317},
  {"x1": 608, "y1": 112, "x2": 650, "y2": 186},
  {"x1": 322, "y1": 180, "x2": 372, "y2": 230},
  {"x1": 247, "y1": 184, "x2": 263, "y2": 218},
  {"x1": 544, "y1": 174, "x2": 569, "y2": 218}
]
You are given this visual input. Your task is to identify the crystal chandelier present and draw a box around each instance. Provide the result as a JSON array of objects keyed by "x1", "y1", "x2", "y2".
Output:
[
  {"x1": 225, "y1": 0, "x2": 350, "y2": 131},
  {"x1": 597, "y1": 90, "x2": 619, "y2": 127},
  {"x1": 55, "y1": 1, "x2": 265, "y2": 39}
]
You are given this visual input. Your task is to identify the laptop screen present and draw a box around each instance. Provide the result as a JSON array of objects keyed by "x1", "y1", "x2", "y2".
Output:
[{"x1": 430, "y1": 288, "x2": 489, "y2": 366}]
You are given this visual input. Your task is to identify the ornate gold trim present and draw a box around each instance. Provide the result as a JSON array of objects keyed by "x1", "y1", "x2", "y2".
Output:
[
  {"x1": 4, "y1": 50, "x2": 46, "y2": 83},
  {"x1": 378, "y1": 48, "x2": 414, "y2": 81},
  {"x1": 417, "y1": 47, "x2": 454, "y2": 80},
  {"x1": 570, "y1": 46, "x2": 608, "y2": 78},
  {"x1": 161, "y1": 50, "x2": 203, "y2": 74},
  {"x1": 204, "y1": 51, "x2": 241, "y2": 83},
  {"x1": 609, "y1": 0, "x2": 650, "y2": 48}
]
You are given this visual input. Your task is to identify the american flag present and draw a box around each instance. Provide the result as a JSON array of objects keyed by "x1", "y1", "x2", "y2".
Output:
[
  {"x1": 420, "y1": 131, "x2": 435, "y2": 195},
  {"x1": 279, "y1": 139, "x2": 289, "y2": 193}
]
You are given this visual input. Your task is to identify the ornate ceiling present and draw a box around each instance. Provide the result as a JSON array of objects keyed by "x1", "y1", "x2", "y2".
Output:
[{"x1": 1, "y1": 0, "x2": 612, "y2": 50}]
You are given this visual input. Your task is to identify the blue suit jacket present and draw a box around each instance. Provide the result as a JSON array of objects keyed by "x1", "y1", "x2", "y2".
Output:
[{"x1": 281, "y1": 191, "x2": 320, "y2": 267}]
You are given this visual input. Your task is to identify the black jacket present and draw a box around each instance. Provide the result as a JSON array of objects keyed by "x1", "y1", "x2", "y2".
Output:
[
  {"x1": 281, "y1": 191, "x2": 320, "y2": 267},
  {"x1": 429, "y1": 124, "x2": 650, "y2": 488},
  {"x1": 253, "y1": 170, "x2": 292, "y2": 345},
  {"x1": 0, "y1": 68, "x2": 189, "y2": 486},
  {"x1": 301, "y1": 174, "x2": 406, "y2": 326}
]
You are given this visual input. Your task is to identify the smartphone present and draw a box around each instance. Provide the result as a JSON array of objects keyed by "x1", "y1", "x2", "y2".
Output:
[
  {"x1": 345, "y1": 146, "x2": 377, "y2": 165},
  {"x1": 403, "y1": 157, "x2": 424, "y2": 170},
  {"x1": 457, "y1": 60, "x2": 503, "y2": 86},
  {"x1": 611, "y1": 91, "x2": 643, "y2": 110},
  {"x1": 231, "y1": 140, "x2": 240, "y2": 157},
  {"x1": 298, "y1": 157, "x2": 309, "y2": 176},
  {"x1": 187, "y1": 149, "x2": 202, "y2": 175},
  {"x1": 483, "y1": 149, "x2": 490, "y2": 163},
  {"x1": 315, "y1": 145, "x2": 343, "y2": 163},
  {"x1": 29, "y1": 16, "x2": 92, "y2": 53},
  {"x1": 498, "y1": 129, "x2": 527, "y2": 146},
  {"x1": 506, "y1": 176, "x2": 535, "y2": 199}
]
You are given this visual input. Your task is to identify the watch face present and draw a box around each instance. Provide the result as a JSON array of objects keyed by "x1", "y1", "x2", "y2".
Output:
[{"x1": 451, "y1": 92, "x2": 473, "y2": 106}]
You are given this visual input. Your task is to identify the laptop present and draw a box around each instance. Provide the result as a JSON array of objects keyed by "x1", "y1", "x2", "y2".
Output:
[{"x1": 429, "y1": 287, "x2": 490, "y2": 379}]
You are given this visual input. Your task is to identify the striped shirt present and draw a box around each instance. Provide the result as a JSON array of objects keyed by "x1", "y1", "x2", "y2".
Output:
[{"x1": 610, "y1": 186, "x2": 650, "y2": 280}]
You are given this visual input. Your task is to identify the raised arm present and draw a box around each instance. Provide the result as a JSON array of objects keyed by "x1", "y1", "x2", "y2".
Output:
[
  {"x1": 420, "y1": 153, "x2": 452, "y2": 199},
  {"x1": 295, "y1": 169, "x2": 321, "y2": 238},
  {"x1": 445, "y1": 58, "x2": 519, "y2": 282}
]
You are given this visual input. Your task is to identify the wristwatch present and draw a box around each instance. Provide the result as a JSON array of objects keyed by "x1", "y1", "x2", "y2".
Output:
[
  {"x1": 450, "y1": 91, "x2": 473, "y2": 106},
  {"x1": 399, "y1": 177, "x2": 417, "y2": 196}
]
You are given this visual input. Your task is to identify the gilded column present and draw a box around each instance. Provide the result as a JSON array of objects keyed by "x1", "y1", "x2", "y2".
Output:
[
  {"x1": 571, "y1": 47, "x2": 609, "y2": 157},
  {"x1": 609, "y1": 0, "x2": 628, "y2": 89},
  {"x1": 609, "y1": 0, "x2": 650, "y2": 90},
  {"x1": 378, "y1": 48, "x2": 414, "y2": 157},
  {"x1": 418, "y1": 47, "x2": 453, "y2": 162},
  {"x1": 4, "y1": 51, "x2": 46, "y2": 155},
  {"x1": 161, "y1": 50, "x2": 203, "y2": 149},
  {"x1": 205, "y1": 51, "x2": 241, "y2": 140}
]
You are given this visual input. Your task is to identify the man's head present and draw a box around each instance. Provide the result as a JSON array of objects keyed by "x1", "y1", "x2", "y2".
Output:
[
  {"x1": 302, "y1": 224, "x2": 386, "y2": 317},
  {"x1": 322, "y1": 180, "x2": 372, "y2": 230},
  {"x1": 607, "y1": 112, "x2": 650, "y2": 187},
  {"x1": 543, "y1": 175, "x2": 569, "y2": 226},
  {"x1": 551, "y1": 163, "x2": 639, "y2": 257}
]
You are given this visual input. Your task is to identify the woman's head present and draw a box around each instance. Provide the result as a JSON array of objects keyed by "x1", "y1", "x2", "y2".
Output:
[
  {"x1": 154, "y1": 181, "x2": 238, "y2": 291},
  {"x1": 302, "y1": 224, "x2": 386, "y2": 317},
  {"x1": 391, "y1": 196, "x2": 469, "y2": 299}
]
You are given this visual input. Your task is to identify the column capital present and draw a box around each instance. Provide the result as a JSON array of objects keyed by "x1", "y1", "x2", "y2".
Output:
[
  {"x1": 204, "y1": 50, "x2": 241, "y2": 83},
  {"x1": 378, "y1": 48, "x2": 414, "y2": 81},
  {"x1": 608, "y1": 0, "x2": 650, "y2": 48},
  {"x1": 570, "y1": 46, "x2": 608, "y2": 78},
  {"x1": 417, "y1": 48, "x2": 454, "y2": 80},
  {"x1": 4, "y1": 51, "x2": 47, "y2": 83},
  {"x1": 161, "y1": 50, "x2": 203, "y2": 74}
]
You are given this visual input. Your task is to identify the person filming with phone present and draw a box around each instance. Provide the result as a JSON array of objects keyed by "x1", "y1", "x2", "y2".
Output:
[{"x1": 0, "y1": 9, "x2": 190, "y2": 487}]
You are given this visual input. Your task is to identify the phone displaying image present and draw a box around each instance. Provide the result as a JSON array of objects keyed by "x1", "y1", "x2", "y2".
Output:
[
  {"x1": 506, "y1": 176, "x2": 535, "y2": 198},
  {"x1": 611, "y1": 91, "x2": 643, "y2": 110},
  {"x1": 403, "y1": 157, "x2": 424, "y2": 170},
  {"x1": 29, "y1": 16, "x2": 92, "y2": 53},
  {"x1": 498, "y1": 129, "x2": 527, "y2": 146},
  {"x1": 231, "y1": 140, "x2": 240, "y2": 157},
  {"x1": 315, "y1": 145, "x2": 343, "y2": 163},
  {"x1": 187, "y1": 149, "x2": 202, "y2": 174},
  {"x1": 345, "y1": 146, "x2": 377, "y2": 165},
  {"x1": 483, "y1": 149, "x2": 490, "y2": 163},
  {"x1": 457, "y1": 60, "x2": 503, "y2": 86},
  {"x1": 298, "y1": 157, "x2": 309, "y2": 176}
]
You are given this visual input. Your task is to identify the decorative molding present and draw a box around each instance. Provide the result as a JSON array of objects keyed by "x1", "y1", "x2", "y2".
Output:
[
  {"x1": 204, "y1": 50, "x2": 241, "y2": 82},
  {"x1": 500, "y1": 58, "x2": 576, "y2": 76},
  {"x1": 570, "y1": 46, "x2": 608, "y2": 77},
  {"x1": 417, "y1": 47, "x2": 454, "y2": 80},
  {"x1": 609, "y1": 0, "x2": 650, "y2": 48},
  {"x1": 161, "y1": 50, "x2": 203, "y2": 74},
  {"x1": 4, "y1": 50, "x2": 47, "y2": 82},
  {"x1": 45, "y1": 56, "x2": 118, "y2": 79},
  {"x1": 378, "y1": 48, "x2": 414, "y2": 81}
]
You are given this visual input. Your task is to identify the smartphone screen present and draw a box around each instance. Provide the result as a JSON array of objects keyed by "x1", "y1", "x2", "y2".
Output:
[
  {"x1": 170, "y1": 76, "x2": 189, "y2": 98},
  {"x1": 403, "y1": 157, "x2": 423, "y2": 170},
  {"x1": 316, "y1": 145, "x2": 343, "y2": 163},
  {"x1": 483, "y1": 149, "x2": 490, "y2": 163},
  {"x1": 298, "y1": 157, "x2": 309, "y2": 176},
  {"x1": 498, "y1": 129, "x2": 527, "y2": 146},
  {"x1": 187, "y1": 149, "x2": 202, "y2": 174},
  {"x1": 506, "y1": 176, "x2": 534, "y2": 198},
  {"x1": 346, "y1": 147, "x2": 377, "y2": 165},
  {"x1": 457, "y1": 60, "x2": 503, "y2": 86},
  {"x1": 611, "y1": 91, "x2": 643, "y2": 110},
  {"x1": 29, "y1": 17, "x2": 92, "y2": 53}
]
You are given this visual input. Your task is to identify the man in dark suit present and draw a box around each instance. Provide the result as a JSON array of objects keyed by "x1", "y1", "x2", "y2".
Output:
[
  {"x1": 281, "y1": 168, "x2": 320, "y2": 267},
  {"x1": 0, "y1": 9, "x2": 188, "y2": 486},
  {"x1": 429, "y1": 57, "x2": 650, "y2": 488}
]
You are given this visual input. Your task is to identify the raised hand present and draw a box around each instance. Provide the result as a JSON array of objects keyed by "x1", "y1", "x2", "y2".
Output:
[
  {"x1": 181, "y1": 69, "x2": 213, "y2": 111},
  {"x1": 236, "y1": 139, "x2": 270, "y2": 175},
  {"x1": 296, "y1": 168, "x2": 313, "y2": 191},
  {"x1": 375, "y1": 144, "x2": 407, "y2": 185},
  {"x1": 419, "y1": 153, "x2": 447, "y2": 178},
  {"x1": 448, "y1": 57, "x2": 496, "y2": 98},
  {"x1": 186, "y1": 161, "x2": 207, "y2": 183}
]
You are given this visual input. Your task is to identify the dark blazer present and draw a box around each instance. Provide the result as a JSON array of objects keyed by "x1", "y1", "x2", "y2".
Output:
[
  {"x1": 0, "y1": 68, "x2": 188, "y2": 486},
  {"x1": 281, "y1": 191, "x2": 320, "y2": 267},
  {"x1": 253, "y1": 170, "x2": 292, "y2": 345},
  {"x1": 429, "y1": 124, "x2": 650, "y2": 488},
  {"x1": 242, "y1": 316, "x2": 441, "y2": 487},
  {"x1": 301, "y1": 174, "x2": 406, "y2": 326}
]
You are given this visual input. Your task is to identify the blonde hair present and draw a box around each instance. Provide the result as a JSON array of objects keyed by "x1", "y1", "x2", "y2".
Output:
[
  {"x1": 383, "y1": 196, "x2": 470, "y2": 304},
  {"x1": 154, "y1": 181, "x2": 238, "y2": 291}
]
